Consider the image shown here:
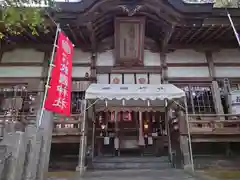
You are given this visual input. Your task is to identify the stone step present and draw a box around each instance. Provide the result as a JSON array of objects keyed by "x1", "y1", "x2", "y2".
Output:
[
  {"x1": 92, "y1": 156, "x2": 169, "y2": 163},
  {"x1": 83, "y1": 169, "x2": 192, "y2": 178},
  {"x1": 91, "y1": 157, "x2": 171, "y2": 170}
]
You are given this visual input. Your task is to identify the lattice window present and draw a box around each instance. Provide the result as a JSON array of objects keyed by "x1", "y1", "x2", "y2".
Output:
[
  {"x1": 176, "y1": 84, "x2": 215, "y2": 114},
  {"x1": 71, "y1": 91, "x2": 85, "y2": 114},
  {"x1": 191, "y1": 86, "x2": 215, "y2": 114},
  {"x1": 0, "y1": 85, "x2": 39, "y2": 117},
  {"x1": 55, "y1": 91, "x2": 85, "y2": 129},
  {"x1": 218, "y1": 80, "x2": 240, "y2": 93},
  {"x1": 176, "y1": 85, "x2": 193, "y2": 113}
]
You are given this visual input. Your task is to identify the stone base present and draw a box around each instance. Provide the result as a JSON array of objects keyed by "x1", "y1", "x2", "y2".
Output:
[
  {"x1": 75, "y1": 165, "x2": 87, "y2": 176},
  {"x1": 91, "y1": 157, "x2": 171, "y2": 170},
  {"x1": 184, "y1": 164, "x2": 194, "y2": 172}
]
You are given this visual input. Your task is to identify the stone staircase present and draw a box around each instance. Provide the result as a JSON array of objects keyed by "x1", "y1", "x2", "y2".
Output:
[
  {"x1": 90, "y1": 156, "x2": 172, "y2": 170},
  {"x1": 82, "y1": 169, "x2": 197, "y2": 180}
]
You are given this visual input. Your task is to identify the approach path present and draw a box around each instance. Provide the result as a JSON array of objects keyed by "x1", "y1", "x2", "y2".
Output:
[{"x1": 47, "y1": 169, "x2": 203, "y2": 180}]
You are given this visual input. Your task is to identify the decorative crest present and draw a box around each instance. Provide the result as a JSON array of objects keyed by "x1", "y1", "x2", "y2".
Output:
[{"x1": 118, "y1": 5, "x2": 142, "y2": 16}]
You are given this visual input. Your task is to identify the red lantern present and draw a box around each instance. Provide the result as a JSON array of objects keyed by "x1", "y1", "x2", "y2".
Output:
[
  {"x1": 138, "y1": 78, "x2": 146, "y2": 84},
  {"x1": 112, "y1": 78, "x2": 120, "y2": 84}
]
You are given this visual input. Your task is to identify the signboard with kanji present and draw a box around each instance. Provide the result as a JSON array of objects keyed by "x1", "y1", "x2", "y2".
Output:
[
  {"x1": 44, "y1": 32, "x2": 74, "y2": 116},
  {"x1": 183, "y1": 0, "x2": 240, "y2": 8},
  {"x1": 229, "y1": 90, "x2": 240, "y2": 115}
]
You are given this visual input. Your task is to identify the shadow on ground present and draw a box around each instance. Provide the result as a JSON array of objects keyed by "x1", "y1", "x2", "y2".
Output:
[
  {"x1": 193, "y1": 156, "x2": 240, "y2": 180},
  {"x1": 46, "y1": 171, "x2": 76, "y2": 180}
]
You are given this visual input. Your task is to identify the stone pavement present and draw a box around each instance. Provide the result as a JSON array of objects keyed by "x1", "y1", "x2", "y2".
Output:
[{"x1": 47, "y1": 169, "x2": 203, "y2": 180}]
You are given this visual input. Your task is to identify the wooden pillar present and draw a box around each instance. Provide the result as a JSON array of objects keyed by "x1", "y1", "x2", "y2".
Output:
[
  {"x1": 42, "y1": 51, "x2": 51, "y2": 78},
  {"x1": 138, "y1": 111, "x2": 145, "y2": 156},
  {"x1": 90, "y1": 54, "x2": 97, "y2": 83},
  {"x1": 114, "y1": 111, "x2": 120, "y2": 156},
  {"x1": 160, "y1": 53, "x2": 168, "y2": 83},
  {"x1": 87, "y1": 23, "x2": 97, "y2": 159},
  {"x1": 91, "y1": 105, "x2": 96, "y2": 158},
  {"x1": 206, "y1": 51, "x2": 224, "y2": 117},
  {"x1": 177, "y1": 110, "x2": 191, "y2": 169},
  {"x1": 89, "y1": 23, "x2": 97, "y2": 83},
  {"x1": 165, "y1": 105, "x2": 173, "y2": 162},
  {"x1": 179, "y1": 135, "x2": 191, "y2": 169},
  {"x1": 76, "y1": 100, "x2": 88, "y2": 174}
]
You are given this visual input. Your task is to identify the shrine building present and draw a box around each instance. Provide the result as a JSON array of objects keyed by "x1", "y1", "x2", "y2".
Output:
[{"x1": 1, "y1": 0, "x2": 240, "y2": 171}]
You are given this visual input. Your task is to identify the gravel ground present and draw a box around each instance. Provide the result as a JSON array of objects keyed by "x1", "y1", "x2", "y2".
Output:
[{"x1": 46, "y1": 169, "x2": 202, "y2": 180}]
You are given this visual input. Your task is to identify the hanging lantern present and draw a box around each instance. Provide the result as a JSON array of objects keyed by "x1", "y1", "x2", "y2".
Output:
[
  {"x1": 144, "y1": 123, "x2": 149, "y2": 129},
  {"x1": 170, "y1": 117, "x2": 179, "y2": 131},
  {"x1": 123, "y1": 111, "x2": 132, "y2": 121},
  {"x1": 112, "y1": 77, "x2": 120, "y2": 84}
]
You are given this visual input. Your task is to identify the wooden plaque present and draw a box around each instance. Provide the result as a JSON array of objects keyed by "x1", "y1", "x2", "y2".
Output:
[{"x1": 115, "y1": 17, "x2": 145, "y2": 66}]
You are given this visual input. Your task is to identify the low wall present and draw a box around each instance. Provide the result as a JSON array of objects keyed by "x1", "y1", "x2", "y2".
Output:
[{"x1": 0, "y1": 110, "x2": 54, "y2": 180}]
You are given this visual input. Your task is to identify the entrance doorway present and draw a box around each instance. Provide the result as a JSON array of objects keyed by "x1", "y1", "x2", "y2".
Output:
[
  {"x1": 94, "y1": 111, "x2": 168, "y2": 157},
  {"x1": 79, "y1": 83, "x2": 188, "y2": 171}
]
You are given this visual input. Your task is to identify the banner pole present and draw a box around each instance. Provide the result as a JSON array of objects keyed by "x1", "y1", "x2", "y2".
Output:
[
  {"x1": 38, "y1": 24, "x2": 60, "y2": 127},
  {"x1": 184, "y1": 97, "x2": 194, "y2": 172},
  {"x1": 221, "y1": 0, "x2": 240, "y2": 47},
  {"x1": 79, "y1": 99, "x2": 87, "y2": 175},
  {"x1": 227, "y1": 12, "x2": 240, "y2": 47}
]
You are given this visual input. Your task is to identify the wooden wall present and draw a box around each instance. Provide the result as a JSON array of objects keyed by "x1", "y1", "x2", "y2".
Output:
[
  {"x1": 166, "y1": 50, "x2": 210, "y2": 79},
  {"x1": 213, "y1": 49, "x2": 240, "y2": 78},
  {"x1": 0, "y1": 48, "x2": 92, "y2": 79},
  {"x1": 1, "y1": 48, "x2": 240, "y2": 85},
  {"x1": 96, "y1": 49, "x2": 161, "y2": 84},
  {"x1": 97, "y1": 49, "x2": 161, "y2": 67}
]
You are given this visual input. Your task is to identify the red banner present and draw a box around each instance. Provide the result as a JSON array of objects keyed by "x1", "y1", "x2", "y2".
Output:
[{"x1": 44, "y1": 32, "x2": 73, "y2": 116}]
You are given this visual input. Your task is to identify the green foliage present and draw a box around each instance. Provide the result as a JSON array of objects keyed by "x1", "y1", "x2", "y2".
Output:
[
  {"x1": 214, "y1": 0, "x2": 240, "y2": 8},
  {"x1": 0, "y1": 0, "x2": 54, "y2": 38}
]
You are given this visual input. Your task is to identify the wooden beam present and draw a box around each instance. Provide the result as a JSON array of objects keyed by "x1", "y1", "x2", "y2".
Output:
[
  {"x1": 167, "y1": 63, "x2": 208, "y2": 67},
  {"x1": 93, "y1": 18, "x2": 113, "y2": 32},
  {"x1": 167, "y1": 77, "x2": 213, "y2": 83},
  {"x1": 42, "y1": 52, "x2": 51, "y2": 78},
  {"x1": 201, "y1": 26, "x2": 228, "y2": 43},
  {"x1": 78, "y1": 28, "x2": 88, "y2": 44},
  {"x1": 96, "y1": 66, "x2": 162, "y2": 74},
  {"x1": 87, "y1": 22, "x2": 97, "y2": 82},
  {"x1": 75, "y1": 14, "x2": 93, "y2": 24},
  {"x1": 211, "y1": 26, "x2": 232, "y2": 40},
  {"x1": 1, "y1": 43, "x2": 52, "y2": 52},
  {"x1": 139, "y1": 12, "x2": 169, "y2": 27},
  {"x1": 205, "y1": 51, "x2": 215, "y2": 78},
  {"x1": 87, "y1": 23, "x2": 97, "y2": 52},
  {"x1": 168, "y1": 43, "x2": 237, "y2": 50},
  {"x1": 0, "y1": 41, "x2": 3, "y2": 63},
  {"x1": 191, "y1": 25, "x2": 215, "y2": 44},
  {"x1": 162, "y1": 25, "x2": 175, "y2": 52},
  {"x1": 95, "y1": 22, "x2": 113, "y2": 37},
  {"x1": 191, "y1": 137, "x2": 240, "y2": 143},
  {"x1": 185, "y1": 26, "x2": 204, "y2": 44},
  {"x1": 203, "y1": 17, "x2": 240, "y2": 26},
  {"x1": 160, "y1": 53, "x2": 167, "y2": 83},
  {"x1": 143, "y1": 1, "x2": 181, "y2": 23},
  {"x1": 1, "y1": 38, "x2": 90, "y2": 50},
  {"x1": 67, "y1": 24, "x2": 79, "y2": 44},
  {"x1": 178, "y1": 27, "x2": 194, "y2": 42}
]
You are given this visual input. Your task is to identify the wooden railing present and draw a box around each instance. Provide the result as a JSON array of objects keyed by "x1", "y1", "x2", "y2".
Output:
[
  {"x1": 2, "y1": 113, "x2": 240, "y2": 137},
  {"x1": 188, "y1": 114, "x2": 240, "y2": 135},
  {"x1": 53, "y1": 114, "x2": 83, "y2": 136},
  {"x1": 0, "y1": 114, "x2": 83, "y2": 138},
  {"x1": 0, "y1": 114, "x2": 37, "y2": 138}
]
